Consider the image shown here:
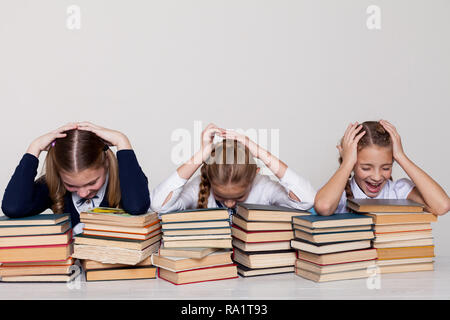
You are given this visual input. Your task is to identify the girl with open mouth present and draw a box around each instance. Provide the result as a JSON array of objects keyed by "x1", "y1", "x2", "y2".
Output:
[{"x1": 313, "y1": 120, "x2": 449, "y2": 216}]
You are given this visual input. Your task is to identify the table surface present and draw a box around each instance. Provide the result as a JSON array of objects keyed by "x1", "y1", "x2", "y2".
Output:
[{"x1": 0, "y1": 256, "x2": 449, "y2": 300}]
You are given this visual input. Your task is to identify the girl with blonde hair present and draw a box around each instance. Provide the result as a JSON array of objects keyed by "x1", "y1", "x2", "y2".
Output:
[
  {"x1": 151, "y1": 123, "x2": 316, "y2": 216},
  {"x1": 2, "y1": 122, "x2": 150, "y2": 234}
]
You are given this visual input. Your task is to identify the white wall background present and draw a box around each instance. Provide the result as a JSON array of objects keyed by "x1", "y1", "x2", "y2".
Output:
[{"x1": 0, "y1": 1, "x2": 449, "y2": 254}]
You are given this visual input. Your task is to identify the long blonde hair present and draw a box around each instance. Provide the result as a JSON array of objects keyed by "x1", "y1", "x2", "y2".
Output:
[
  {"x1": 43, "y1": 129, "x2": 121, "y2": 213},
  {"x1": 197, "y1": 139, "x2": 258, "y2": 208}
]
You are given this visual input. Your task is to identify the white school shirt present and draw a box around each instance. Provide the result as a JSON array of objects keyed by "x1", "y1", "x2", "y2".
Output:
[
  {"x1": 71, "y1": 173, "x2": 109, "y2": 235},
  {"x1": 150, "y1": 167, "x2": 317, "y2": 217},
  {"x1": 334, "y1": 177, "x2": 416, "y2": 213}
]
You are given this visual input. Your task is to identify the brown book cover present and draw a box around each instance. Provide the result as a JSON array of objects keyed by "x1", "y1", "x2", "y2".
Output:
[
  {"x1": 85, "y1": 266, "x2": 157, "y2": 281},
  {"x1": 376, "y1": 246, "x2": 435, "y2": 260},
  {"x1": 0, "y1": 242, "x2": 73, "y2": 263},
  {"x1": 362, "y1": 212, "x2": 437, "y2": 225}
]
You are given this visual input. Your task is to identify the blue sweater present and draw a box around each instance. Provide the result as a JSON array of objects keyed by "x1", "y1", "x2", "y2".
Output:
[{"x1": 1, "y1": 150, "x2": 150, "y2": 227}]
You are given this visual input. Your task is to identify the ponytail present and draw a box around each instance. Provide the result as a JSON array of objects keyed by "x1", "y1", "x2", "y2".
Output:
[
  {"x1": 44, "y1": 148, "x2": 66, "y2": 214},
  {"x1": 105, "y1": 149, "x2": 121, "y2": 208}
]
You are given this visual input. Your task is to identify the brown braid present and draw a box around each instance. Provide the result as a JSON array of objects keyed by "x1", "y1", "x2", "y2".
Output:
[{"x1": 197, "y1": 164, "x2": 211, "y2": 208}]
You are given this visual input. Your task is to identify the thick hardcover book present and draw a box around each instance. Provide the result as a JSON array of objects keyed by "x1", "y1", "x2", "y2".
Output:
[
  {"x1": 80, "y1": 209, "x2": 157, "y2": 226},
  {"x1": 158, "y1": 246, "x2": 219, "y2": 259},
  {"x1": 0, "y1": 241, "x2": 73, "y2": 263},
  {"x1": 232, "y1": 214, "x2": 293, "y2": 231},
  {"x1": 376, "y1": 246, "x2": 435, "y2": 260},
  {"x1": 157, "y1": 263, "x2": 238, "y2": 285},
  {"x1": 0, "y1": 266, "x2": 81, "y2": 283},
  {"x1": 291, "y1": 238, "x2": 371, "y2": 254},
  {"x1": 231, "y1": 225, "x2": 294, "y2": 243},
  {"x1": 362, "y1": 212, "x2": 437, "y2": 225},
  {"x1": 295, "y1": 266, "x2": 372, "y2": 282},
  {"x1": 237, "y1": 203, "x2": 310, "y2": 222},
  {"x1": 83, "y1": 219, "x2": 161, "y2": 235},
  {"x1": 74, "y1": 232, "x2": 162, "y2": 250},
  {"x1": 85, "y1": 266, "x2": 157, "y2": 281},
  {"x1": 235, "y1": 262, "x2": 294, "y2": 277},
  {"x1": 0, "y1": 221, "x2": 71, "y2": 237},
  {"x1": 232, "y1": 238, "x2": 292, "y2": 252},
  {"x1": 151, "y1": 249, "x2": 233, "y2": 272},
  {"x1": 161, "y1": 220, "x2": 231, "y2": 230},
  {"x1": 0, "y1": 213, "x2": 69, "y2": 226},
  {"x1": 296, "y1": 248, "x2": 377, "y2": 266},
  {"x1": 293, "y1": 229, "x2": 374, "y2": 244},
  {"x1": 0, "y1": 229, "x2": 72, "y2": 248},
  {"x1": 159, "y1": 208, "x2": 229, "y2": 223},
  {"x1": 232, "y1": 247, "x2": 296, "y2": 269},
  {"x1": 292, "y1": 213, "x2": 373, "y2": 229},
  {"x1": 346, "y1": 199, "x2": 424, "y2": 213}
]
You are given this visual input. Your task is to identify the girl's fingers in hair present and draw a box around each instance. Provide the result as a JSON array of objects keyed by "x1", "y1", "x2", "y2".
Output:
[
  {"x1": 380, "y1": 120, "x2": 396, "y2": 133},
  {"x1": 343, "y1": 123, "x2": 358, "y2": 145},
  {"x1": 343, "y1": 122, "x2": 359, "y2": 143},
  {"x1": 342, "y1": 123, "x2": 354, "y2": 141},
  {"x1": 349, "y1": 124, "x2": 364, "y2": 142},
  {"x1": 380, "y1": 121, "x2": 398, "y2": 139},
  {"x1": 354, "y1": 130, "x2": 366, "y2": 143}
]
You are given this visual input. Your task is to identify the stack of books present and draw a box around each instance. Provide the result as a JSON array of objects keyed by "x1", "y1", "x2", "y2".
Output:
[
  {"x1": 72, "y1": 208, "x2": 161, "y2": 267},
  {"x1": 154, "y1": 208, "x2": 237, "y2": 285},
  {"x1": 81, "y1": 257, "x2": 157, "y2": 281},
  {"x1": 231, "y1": 204, "x2": 310, "y2": 277},
  {"x1": 291, "y1": 213, "x2": 377, "y2": 282},
  {"x1": 347, "y1": 199, "x2": 437, "y2": 274},
  {"x1": 0, "y1": 213, "x2": 77, "y2": 282}
]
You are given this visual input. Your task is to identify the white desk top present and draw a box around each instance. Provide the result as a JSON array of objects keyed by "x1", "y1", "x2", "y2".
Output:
[{"x1": 0, "y1": 256, "x2": 449, "y2": 300}]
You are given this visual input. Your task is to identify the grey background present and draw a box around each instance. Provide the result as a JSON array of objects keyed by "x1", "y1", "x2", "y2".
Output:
[{"x1": 0, "y1": 1, "x2": 449, "y2": 254}]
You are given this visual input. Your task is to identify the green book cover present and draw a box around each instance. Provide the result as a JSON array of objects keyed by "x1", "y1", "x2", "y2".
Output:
[{"x1": 292, "y1": 213, "x2": 373, "y2": 227}]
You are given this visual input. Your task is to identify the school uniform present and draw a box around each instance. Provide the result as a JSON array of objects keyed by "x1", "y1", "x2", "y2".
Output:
[
  {"x1": 334, "y1": 177, "x2": 416, "y2": 213},
  {"x1": 1, "y1": 150, "x2": 150, "y2": 234},
  {"x1": 150, "y1": 167, "x2": 317, "y2": 217}
]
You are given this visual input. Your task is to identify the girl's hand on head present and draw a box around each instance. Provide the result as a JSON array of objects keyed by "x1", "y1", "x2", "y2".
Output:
[
  {"x1": 77, "y1": 122, "x2": 132, "y2": 151},
  {"x1": 27, "y1": 123, "x2": 79, "y2": 157},
  {"x1": 338, "y1": 122, "x2": 366, "y2": 168},
  {"x1": 379, "y1": 120, "x2": 406, "y2": 161},
  {"x1": 200, "y1": 123, "x2": 225, "y2": 162},
  {"x1": 219, "y1": 129, "x2": 259, "y2": 158}
]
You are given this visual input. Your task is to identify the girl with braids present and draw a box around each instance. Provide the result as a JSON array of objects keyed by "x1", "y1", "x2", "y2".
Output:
[
  {"x1": 314, "y1": 120, "x2": 450, "y2": 216},
  {"x1": 151, "y1": 123, "x2": 316, "y2": 216},
  {"x1": 2, "y1": 122, "x2": 150, "y2": 234}
]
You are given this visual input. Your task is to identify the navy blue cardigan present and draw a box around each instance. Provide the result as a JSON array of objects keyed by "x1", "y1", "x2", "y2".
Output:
[{"x1": 1, "y1": 150, "x2": 150, "y2": 227}]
